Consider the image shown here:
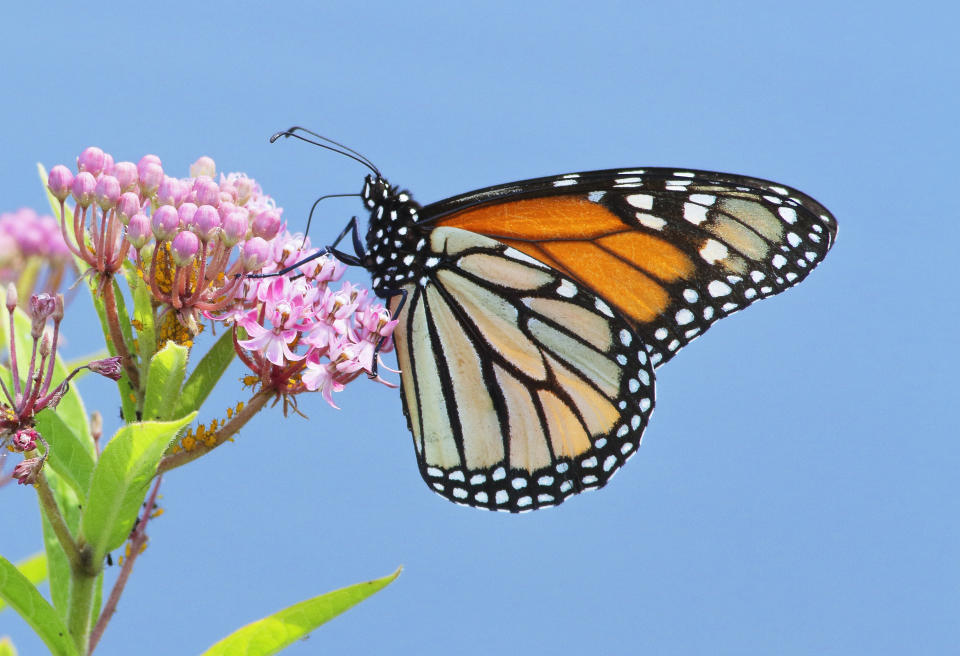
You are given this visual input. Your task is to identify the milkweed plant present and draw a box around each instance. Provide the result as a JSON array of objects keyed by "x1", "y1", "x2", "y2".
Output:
[{"x1": 0, "y1": 148, "x2": 400, "y2": 656}]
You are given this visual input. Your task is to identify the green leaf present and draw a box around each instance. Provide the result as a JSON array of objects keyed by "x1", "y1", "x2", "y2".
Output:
[
  {"x1": 0, "y1": 554, "x2": 47, "y2": 614},
  {"x1": 34, "y1": 410, "x2": 95, "y2": 500},
  {"x1": 38, "y1": 467, "x2": 82, "y2": 618},
  {"x1": 0, "y1": 636, "x2": 17, "y2": 656},
  {"x1": 200, "y1": 568, "x2": 401, "y2": 656},
  {"x1": 174, "y1": 329, "x2": 236, "y2": 419},
  {"x1": 125, "y1": 260, "x2": 157, "y2": 371},
  {"x1": 0, "y1": 555, "x2": 78, "y2": 656},
  {"x1": 78, "y1": 415, "x2": 195, "y2": 563},
  {"x1": 142, "y1": 342, "x2": 188, "y2": 422}
]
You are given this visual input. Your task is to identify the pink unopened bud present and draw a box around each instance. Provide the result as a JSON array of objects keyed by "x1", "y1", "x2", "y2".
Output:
[
  {"x1": 177, "y1": 202, "x2": 199, "y2": 229},
  {"x1": 127, "y1": 213, "x2": 153, "y2": 249},
  {"x1": 13, "y1": 457, "x2": 43, "y2": 485},
  {"x1": 71, "y1": 172, "x2": 97, "y2": 208},
  {"x1": 194, "y1": 205, "x2": 222, "y2": 242},
  {"x1": 193, "y1": 177, "x2": 221, "y2": 208},
  {"x1": 240, "y1": 237, "x2": 270, "y2": 272},
  {"x1": 12, "y1": 428, "x2": 39, "y2": 452},
  {"x1": 95, "y1": 175, "x2": 121, "y2": 210},
  {"x1": 137, "y1": 154, "x2": 162, "y2": 177},
  {"x1": 251, "y1": 209, "x2": 281, "y2": 240},
  {"x1": 117, "y1": 192, "x2": 141, "y2": 225},
  {"x1": 235, "y1": 176, "x2": 255, "y2": 205},
  {"x1": 151, "y1": 205, "x2": 180, "y2": 241},
  {"x1": 77, "y1": 146, "x2": 106, "y2": 176},
  {"x1": 170, "y1": 230, "x2": 199, "y2": 267},
  {"x1": 157, "y1": 176, "x2": 182, "y2": 206},
  {"x1": 221, "y1": 210, "x2": 249, "y2": 246},
  {"x1": 190, "y1": 156, "x2": 216, "y2": 178},
  {"x1": 47, "y1": 165, "x2": 74, "y2": 201},
  {"x1": 138, "y1": 162, "x2": 164, "y2": 195},
  {"x1": 87, "y1": 356, "x2": 123, "y2": 381},
  {"x1": 113, "y1": 161, "x2": 139, "y2": 191},
  {"x1": 30, "y1": 293, "x2": 57, "y2": 338}
]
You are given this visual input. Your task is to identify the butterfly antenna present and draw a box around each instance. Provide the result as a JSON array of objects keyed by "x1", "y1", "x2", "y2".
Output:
[{"x1": 270, "y1": 126, "x2": 381, "y2": 177}]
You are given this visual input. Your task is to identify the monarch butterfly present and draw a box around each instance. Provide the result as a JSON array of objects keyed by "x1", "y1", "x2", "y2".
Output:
[{"x1": 274, "y1": 128, "x2": 837, "y2": 513}]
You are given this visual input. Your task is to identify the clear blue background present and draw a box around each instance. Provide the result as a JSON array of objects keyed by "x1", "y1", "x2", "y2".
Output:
[{"x1": 2, "y1": 1, "x2": 956, "y2": 654}]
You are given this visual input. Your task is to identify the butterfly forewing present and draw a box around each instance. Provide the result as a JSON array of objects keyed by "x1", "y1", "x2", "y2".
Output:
[
  {"x1": 388, "y1": 227, "x2": 655, "y2": 512},
  {"x1": 422, "y1": 168, "x2": 837, "y2": 367}
]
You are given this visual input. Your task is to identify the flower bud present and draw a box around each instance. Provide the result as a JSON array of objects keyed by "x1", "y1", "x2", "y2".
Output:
[
  {"x1": 47, "y1": 165, "x2": 74, "y2": 201},
  {"x1": 117, "y1": 192, "x2": 141, "y2": 225},
  {"x1": 240, "y1": 237, "x2": 270, "y2": 272},
  {"x1": 71, "y1": 172, "x2": 97, "y2": 208},
  {"x1": 190, "y1": 156, "x2": 216, "y2": 178},
  {"x1": 151, "y1": 205, "x2": 180, "y2": 241},
  {"x1": 235, "y1": 176, "x2": 255, "y2": 205},
  {"x1": 221, "y1": 210, "x2": 249, "y2": 246},
  {"x1": 194, "y1": 205, "x2": 221, "y2": 242},
  {"x1": 30, "y1": 293, "x2": 57, "y2": 338},
  {"x1": 177, "y1": 202, "x2": 199, "y2": 229},
  {"x1": 13, "y1": 456, "x2": 43, "y2": 485},
  {"x1": 138, "y1": 161, "x2": 164, "y2": 195},
  {"x1": 77, "y1": 146, "x2": 106, "y2": 176},
  {"x1": 12, "y1": 428, "x2": 39, "y2": 452},
  {"x1": 157, "y1": 176, "x2": 182, "y2": 206},
  {"x1": 102, "y1": 152, "x2": 115, "y2": 175},
  {"x1": 170, "y1": 230, "x2": 200, "y2": 267},
  {"x1": 251, "y1": 209, "x2": 281, "y2": 240},
  {"x1": 5, "y1": 283, "x2": 17, "y2": 311},
  {"x1": 87, "y1": 356, "x2": 124, "y2": 381},
  {"x1": 95, "y1": 175, "x2": 121, "y2": 210},
  {"x1": 137, "y1": 154, "x2": 162, "y2": 177},
  {"x1": 127, "y1": 213, "x2": 153, "y2": 249},
  {"x1": 193, "y1": 177, "x2": 221, "y2": 208},
  {"x1": 113, "y1": 161, "x2": 138, "y2": 191}
]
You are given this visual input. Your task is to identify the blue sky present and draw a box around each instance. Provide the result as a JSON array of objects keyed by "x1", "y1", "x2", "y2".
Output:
[{"x1": 1, "y1": 1, "x2": 956, "y2": 654}]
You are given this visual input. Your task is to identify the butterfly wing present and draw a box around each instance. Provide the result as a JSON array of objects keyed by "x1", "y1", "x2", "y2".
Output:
[
  {"x1": 388, "y1": 226, "x2": 655, "y2": 512},
  {"x1": 421, "y1": 168, "x2": 837, "y2": 367}
]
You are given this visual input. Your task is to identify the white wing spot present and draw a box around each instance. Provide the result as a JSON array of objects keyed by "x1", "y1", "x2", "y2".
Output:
[
  {"x1": 621, "y1": 443, "x2": 634, "y2": 454},
  {"x1": 603, "y1": 455, "x2": 618, "y2": 471},
  {"x1": 654, "y1": 327, "x2": 668, "y2": 340},
  {"x1": 538, "y1": 475, "x2": 554, "y2": 486},
  {"x1": 699, "y1": 238, "x2": 729, "y2": 264},
  {"x1": 708, "y1": 280, "x2": 731, "y2": 297},
  {"x1": 619, "y1": 329, "x2": 632, "y2": 346},
  {"x1": 683, "y1": 288, "x2": 698, "y2": 303},
  {"x1": 770, "y1": 185, "x2": 789, "y2": 195},
  {"x1": 683, "y1": 202, "x2": 709, "y2": 225},
  {"x1": 553, "y1": 179, "x2": 577, "y2": 187},
  {"x1": 427, "y1": 467, "x2": 443, "y2": 478},
  {"x1": 402, "y1": 254, "x2": 414, "y2": 266},
  {"x1": 560, "y1": 480, "x2": 573, "y2": 492},
  {"x1": 470, "y1": 474, "x2": 486, "y2": 485},
  {"x1": 595, "y1": 299, "x2": 614, "y2": 316},
  {"x1": 495, "y1": 490, "x2": 509, "y2": 504},
  {"x1": 452, "y1": 487, "x2": 468, "y2": 499},
  {"x1": 637, "y1": 213, "x2": 667, "y2": 230},
  {"x1": 626, "y1": 194, "x2": 654, "y2": 210},
  {"x1": 674, "y1": 171, "x2": 695, "y2": 177},
  {"x1": 676, "y1": 308, "x2": 694, "y2": 325},
  {"x1": 689, "y1": 193, "x2": 716, "y2": 206},
  {"x1": 512, "y1": 477, "x2": 527, "y2": 489},
  {"x1": 503, "y1": 247, "x2": 549, "y2": 268},
  {"x1": 772, "y1": 254, "x2": 788, "y2": 269},
  {"x1": 492, "y1": 467, "x2": 506, "y2": 481},
  {"x1": 517, "y1": 496, "x2": 533, "y2": 507},
  {"x1": 582, "y1": 475, "x2": 599, "y2": 485},
  {"x1": 425, "y1": 257, "x2": 440, "y2": 267},
  {"x1": 778, "y1": 207, "x2": 798, "y2": 224},
  {"x1": 557, "y1": 280, "x2": 577, "y2": 298},
  {"x1": 787, "y1": 232, "x2": 802, "y2": 247},
  {"x1": 615, "y1": 177, "x2": 643, "y2": 184},
  {"x1": 449, "y1": 470, "x2": 465, "y2": 481},
  {"x1": 556, "y1": 462, "x2": 569, "y2": 473},
  {"x1": 628, "y1": 378, "x2": 640, "y2": 393},
  {"x1": 582, "y1": 456, "x2": 598, "y2": 468},
  {"x1": 588, "y1": 191, "x2": 606, "y2": 202},
  {"x1": 475, "y1": 491, "x2": 488, "y2": 503},
  {"x1": 639, "y1": 398, "x2": 651, "y2": 412},
  {"x1": 631, "y1": 414, "x2": 641, "y2": 429}
]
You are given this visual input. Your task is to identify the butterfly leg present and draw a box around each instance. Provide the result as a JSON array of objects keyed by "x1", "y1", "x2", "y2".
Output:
[
  {"x1": 246, "y1": 216, "x2": 366, "y2": 278},
  {"x1": 367, "y1": 286, "x2": 407, "y2": 379}
]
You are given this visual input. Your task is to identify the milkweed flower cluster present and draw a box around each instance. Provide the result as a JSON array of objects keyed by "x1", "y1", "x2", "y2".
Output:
[
  {"x1": 47, "y1": 148, "x2": 283, "y2": 338},
  {"x1": 0, "y1": 208, "x2": 73, "y2": 293},
  {"x1": 210, "y1": 240, "x2": 399, "y2": 408}
]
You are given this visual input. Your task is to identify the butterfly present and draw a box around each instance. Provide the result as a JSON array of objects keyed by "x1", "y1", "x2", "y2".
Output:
[{"x1": 274, "y1": 128, "x2": 838, "y2": 512}]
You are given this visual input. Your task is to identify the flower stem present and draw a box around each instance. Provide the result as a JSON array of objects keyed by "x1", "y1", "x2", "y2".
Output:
[
  {"x1": 67, "y1": 568, "x2": 96, "y2": 654},
  {"x1": 36, "y1": 469, "x2": 84, "y2": 573},
  {"x1": 157, "y1": 387, "x2": 273, "y2": 474},
  {"x1": 87, "y1": 475, "x2": 163, "y2": 654},
  {"x1": 101, "y1": 279, "x2": 140, "y2": 390}
]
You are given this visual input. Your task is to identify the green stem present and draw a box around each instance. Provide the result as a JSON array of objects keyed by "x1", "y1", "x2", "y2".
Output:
[
  {"x1": 36, "y1": 470, "x2": 85, "y2": 573},
  {"x1": 67, "y1": 569, "x2": 96, "y2": 654},
  {"x1": 157, "y1": 387, "x2": 273, "y2": 474}
]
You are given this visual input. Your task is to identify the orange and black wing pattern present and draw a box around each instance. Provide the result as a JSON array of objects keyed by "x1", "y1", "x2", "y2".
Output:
[{"x1": 421, "y1": 168, "x2": 837, "y2": 367}]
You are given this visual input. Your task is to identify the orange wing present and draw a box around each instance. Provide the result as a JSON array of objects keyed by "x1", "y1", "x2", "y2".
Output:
[{"x1": 422, "y1": 168, "x2": 837, "y2": 367}]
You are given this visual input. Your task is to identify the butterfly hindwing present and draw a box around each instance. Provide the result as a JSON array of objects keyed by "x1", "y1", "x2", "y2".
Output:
[
  {"x1": 422, "y1": 167, "x2": 837, "y2": 367},
  {"x1": 389, "y1": 227, "x2": 655, "y2": 512}
]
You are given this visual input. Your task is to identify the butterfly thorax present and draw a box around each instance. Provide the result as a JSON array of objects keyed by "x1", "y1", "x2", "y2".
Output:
[{"x1": 361, "y1": 175, "x2": 427, "y2": 297}]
